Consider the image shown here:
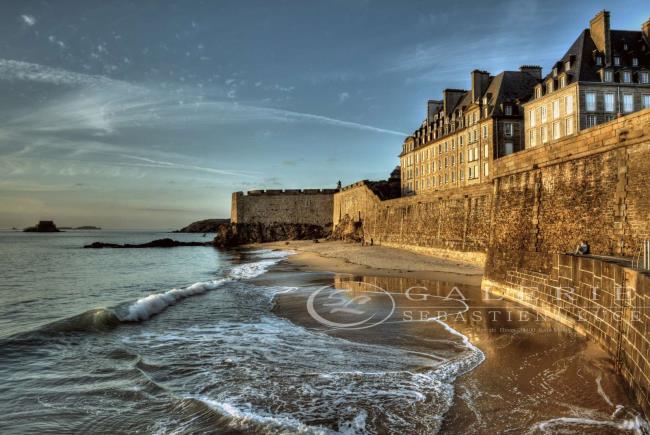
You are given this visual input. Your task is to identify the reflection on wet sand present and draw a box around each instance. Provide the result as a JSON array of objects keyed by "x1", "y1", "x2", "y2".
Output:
[{"x1": 272, "y1": 270, "x2": 647, "y2": 434}]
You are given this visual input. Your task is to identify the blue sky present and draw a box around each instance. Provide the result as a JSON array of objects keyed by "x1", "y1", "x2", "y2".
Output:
[{"x1": 0, "y1": 0, "x2": 647, "y2": 229}]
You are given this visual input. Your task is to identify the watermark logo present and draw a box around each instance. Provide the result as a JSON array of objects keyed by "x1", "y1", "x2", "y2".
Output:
[{"x1": 306, "y1": 282, "x2": 396, "y2": 329}]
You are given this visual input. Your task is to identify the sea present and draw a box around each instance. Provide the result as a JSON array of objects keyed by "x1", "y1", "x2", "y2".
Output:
[{"x1": 0, "y1": 230, "x2": 648, "y2": 434}]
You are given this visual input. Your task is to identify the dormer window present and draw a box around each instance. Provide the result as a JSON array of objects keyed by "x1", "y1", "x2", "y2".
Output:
[
  {"x1": 535, "y1": 87, "x2": 542, "y2": 98},
  {"x1": 552, "y1": 67, "x2": 558, "y2": 77},
  {"x1": 622, "y1": 71, "x2": 632, "y2": 83},
  {"x1": 633, "y1": 58, "x2": 639, "y2": 67},
  {"x1": 604, "y1": 70, "x2": 613, "y2": 82},
  {"x1": 559, "y1": 75, "x2": 567, "y2": 88},
  {"x1": 614, "y1": 56, "x2": 621, "y2": 66},
  {"x1": 565, "y1": 61, "x2": 571, "y2": 71},
  {"x1": 624, "y1": 43, "x2": 628, "y2": 51},
  {"x1": 546, "y1": 80, "x2": 554, "y2": 93},
  {"x1": 505, "y1": 105, "x2": 512, "y2": 116},
  {"x1": 595, "y1": 56, "x2": 603, "y2": 66}
]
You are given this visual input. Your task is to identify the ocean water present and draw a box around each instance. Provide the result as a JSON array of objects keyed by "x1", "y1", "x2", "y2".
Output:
[
  {"x1": 0, "y1": 231, "x2": 484, "y2": 434},
  {"x1": 0, "y1": 231, "x2": 647, "y2": 434}
]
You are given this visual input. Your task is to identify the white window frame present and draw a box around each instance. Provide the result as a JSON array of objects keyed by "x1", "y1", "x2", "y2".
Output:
[
  {"x1": 641, "y1": 72, "x2": 649, "y2": 84},
  {"x1": 504, "y1": 122, "x2": 513, "y2": 137},
  {"x1": 541, "y1": 106, "x2": 548, "y2": 123},
  {"x1": 604, "y1": 70, "x2": 613, "y2": 82},
  {"x1": 566, "y1": 116, "x2": 574, "y2": 135},
  {"x1": 604, "y1": 93, "x2": 615, "y2": 113},
  {"x1": 541, "y1": 126, "x2": 548, "y2": 143},
  {"x1": 623, "y1": 71, "x2": 632, "y2": 84},
  {"x1": 587, "y1": 115, "x2": 597, "y2": 128},
  {"x1": 623, "y1": 94, "x2": 634, "y2": 113},
  {"x1": 643, "y1": 95, "x2": 650, "y2": 109},
  {"x1": 529, "y1": 109, "x2": 536, "y2": 127},
  {"x1": 529, "y1": 129, "x2": 536, "y2": 147},
  {"x1": 614, "y1": 56, "x2": 620, "y2": 66},
  {"x1": 552, "y1": 99, "x2": 560, "y2": 119},
  {"x1": 565, "y1": 95, "x2": 574, "y2": 115},
  {"x1": 553, "y1": 121, "x2": 561, "y2": 140},
  {"x1": 585, "y1": 92, "x2": 596, "y2": 112},
  {"x1": 633, "y1": 58, "x2": 639, "y2": 67}
]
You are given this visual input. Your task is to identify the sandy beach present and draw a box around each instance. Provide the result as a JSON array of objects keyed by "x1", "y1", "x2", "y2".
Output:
[
  {"x1": 249, "y1": 240, "x2": 646, "y2": 433},
  {"x1": 248, "y1": 240, "x2": 484, "y2": 286}
]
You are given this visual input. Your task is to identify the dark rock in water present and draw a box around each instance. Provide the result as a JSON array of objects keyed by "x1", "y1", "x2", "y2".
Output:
[
  {"x1": 75, "y1": 226, "x2": 101, "y2": 230},
  {"x1": 84, "y1": 238, "x2": 212, "y2": 249},
  {"x1": 212, "y1": 222, "x2": 331, "y2": 247},
  {"x1": 329, "y1": 214, "x2": 364, "y2": 243},
  {"x1": 174, "y1": 218, "x2": 229, "y2": 233},
  {"x1": 23, "y1": 221, "x2": 61, "y2": 233}
]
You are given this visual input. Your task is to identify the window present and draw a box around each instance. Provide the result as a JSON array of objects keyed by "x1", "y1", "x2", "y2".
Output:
[
  {"x1": 542, "y1": 126, "x2": 548, "y2": 143},
  {"x1": 535, "y1": 87, "x2": 542, "y2": 98},
  {"x1": 623, "y1": 71, "x2": 632, "y2": 83},
  {"x1": 483, "y1": 144, "x2": 488, "y2": 158},
  {"x1": 566, "y1": 116, "x2": 574, "y2": 135},
  {"x1": 560, "y1": 76, "x2": 566, "y2": 88},
  {"x1": 565, "y1": 61, "x2": 571, "y2": 71},
  {"x1": 595, "y1": 56, "x2": 602, "y2": 66},
  {"x1": 505, "y1": 105, "x2": 512, "y2": 116},
  {"x1": 633, "y1": 58, "x2": 639, "y2": 67},
  {"x1": 484, "y1": 162, "x2": 489, "y2": 176},
  {"x1": 585, "y1": 92, "x2": 596, "y2": 111},
  {"x1": 641, "y1": 72, "x2": 649, "y2": 84},
  {"x1": 529, "y1": 129, "x2": 536, "y2": 147},
  {"x1": 614, "y1": 56, "x2": 620, "y2": 66},
  {"x1": 552, "y1": 100, "x2": 560, "y2": 119},
  {"x1": 482, "y1": 125, "x2": 488, "y2": 139},
  {"x1": 604, "y1": 93, "x2": 614, "y2": 113},
  {"x1": 505, "y1": 142, "x2": 513, "y2": 155},
  {"x1": 587, "y1": 115, "x2": 597, "y2": 128},
  {"x1": 459, "y1": 135, "x2": 464, "y2": 146},
  {"x1": 623, "y1": 94, "x2": 633, "y2": 113},
  {"x1": 529, "y1": 109, "x2": 536, "y2": 127},
  {"x1": 541, "y1": 106, "x2": 548, "y2": 123},
  {"x1": 604, "y1": 70, "x2": 613, "y2": 82},
  {"x1": 553, "y1": 121, "x2": 561, "y2": 140},
  {"x1": 504, "y1": 122, "x2": 513, "y2": 137},
  {"x1": 459, "y1": 152, "x2": 463, "y2": 163},
  {"x1": 565, "y1": 95, "x2": 574, "y2": 115},
  {"x1": 643, "y1": 95, "x2": 650, "y2": 109},
  {"x1": 460, "y1": 169, "x2": 464, "y2": 181}
]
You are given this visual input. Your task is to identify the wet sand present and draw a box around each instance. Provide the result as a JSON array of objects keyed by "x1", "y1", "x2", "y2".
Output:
[{"x1": 250, "y1": 241, "x2": 646, "y2": 434}]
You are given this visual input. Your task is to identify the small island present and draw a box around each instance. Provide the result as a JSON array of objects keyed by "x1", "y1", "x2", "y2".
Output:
[
  {"x1": 173, "y1": 218, "x2": 229, "y2": 233},
  {"x1": 23, "y1": 221, "x2": 61, "y2": 233}
]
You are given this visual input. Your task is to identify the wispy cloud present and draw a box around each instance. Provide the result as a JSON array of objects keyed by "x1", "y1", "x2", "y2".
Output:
[{"x1": 20, "y1": 15, "x2": 36, "y2": 26}]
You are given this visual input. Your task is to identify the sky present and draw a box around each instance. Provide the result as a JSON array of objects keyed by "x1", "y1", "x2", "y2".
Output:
[{"x1": 0, "y1": 0, "x2": 647, "y2": 229}]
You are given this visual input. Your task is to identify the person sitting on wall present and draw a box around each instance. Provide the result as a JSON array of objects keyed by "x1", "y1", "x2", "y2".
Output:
[{"x1": 575, "y1": 240, "x2": 590, "y2": 255}]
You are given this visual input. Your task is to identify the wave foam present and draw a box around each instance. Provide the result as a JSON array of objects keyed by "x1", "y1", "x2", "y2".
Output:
[{"x1": 121, "y1": 250, "x2": 291, "y2": 322}]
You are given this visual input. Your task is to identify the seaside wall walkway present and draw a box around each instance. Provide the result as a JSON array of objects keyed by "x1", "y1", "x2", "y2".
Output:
[{"x1": 333, "y1": 108, "x2": 650, "y2": 413}]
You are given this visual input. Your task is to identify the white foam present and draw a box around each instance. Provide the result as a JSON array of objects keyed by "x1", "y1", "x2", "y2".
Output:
[
  {"x1": 122, "y1": 278, "x2": 228, "y2": 321},
  {"x1": 196, "y1": 397, "x2": 333, "y2": 435},
  {"x1": 532, "y1": 415, "x2": 650, "y2": 434},
  {"x1": 121, "y1": 251, "x2": 291, "y2": 322}
]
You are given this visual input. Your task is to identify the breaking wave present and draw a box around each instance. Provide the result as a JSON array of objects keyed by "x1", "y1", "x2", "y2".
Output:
[{"x1": 13, "y1": 249, "x2": 291, "y2": 338}]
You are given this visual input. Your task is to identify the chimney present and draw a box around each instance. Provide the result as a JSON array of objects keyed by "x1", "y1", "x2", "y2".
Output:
[
  {"x1": 590, "y1": 10, "x2": 611, "y2": 65},
  {"x1": 443, "y1": 89, "x2": 465, "y2": 115},
  {"x1": 643, "y1": 17, "x2": 650, "y2": 45},
  {"x1": 427, "y1": 100, "x2": 443, "y2": 123},
  {"x1": 519, "y1": 65, "x2": 542, "y2": 80},
  {"x1": 471, "y1": 70, "x2": 490, "y2": 103}
]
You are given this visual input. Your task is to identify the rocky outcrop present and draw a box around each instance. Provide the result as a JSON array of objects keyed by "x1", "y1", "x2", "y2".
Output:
[
  {"x1": 174, "y1": 218, "x2": 230, "y2": 233},
  {"x1": 213, "y1": 223, "x2": 330, "y2": 247},
  {"x1": 84, "y1": 238, "x2": 212, "y2": 249},
  {"x1": 329, "y1": 214, "x2": 364, "y2": 243},
  {"x1": 23, "y1": 221, "x2": 61, "y2": 232}
]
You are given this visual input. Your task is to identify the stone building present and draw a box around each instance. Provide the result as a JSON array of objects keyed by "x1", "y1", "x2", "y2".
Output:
[
  {"x1": 523, "y1": 11, "x2": 650, "y2": 149},
  {"x1": 399, "y1": 69, "x2": 538, "y2": 195}
]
